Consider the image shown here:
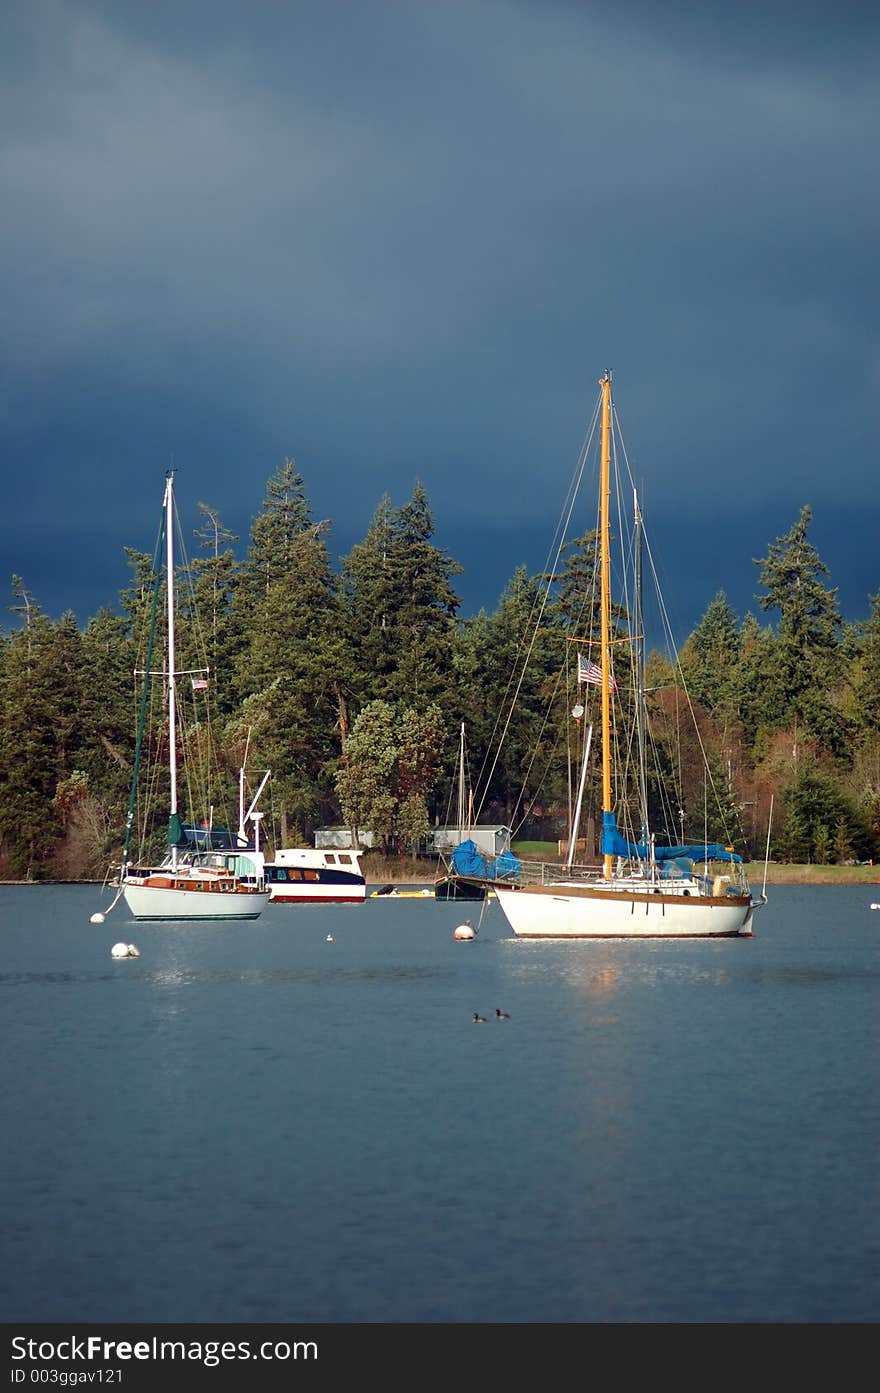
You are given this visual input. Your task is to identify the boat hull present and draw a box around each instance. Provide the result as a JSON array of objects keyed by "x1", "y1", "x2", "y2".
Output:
[
  {"x1": 265, "y1": 869, "x2": 366, "y2": 904},
  {"x1": 264, "y1": 851, "x2": 366, "y2": 904},
  {"x1": 122, "y1": 882, "x2": 269, "y2": 921},
  {"x1": 268, "y1": 885, "x2": 366, "y2": 904},
  {"x1": 434, "y1": 875, "x2": 487, "y2": 901},
  {"x1": 493, "y1": 883, "x2": 757, "y2": 938}
]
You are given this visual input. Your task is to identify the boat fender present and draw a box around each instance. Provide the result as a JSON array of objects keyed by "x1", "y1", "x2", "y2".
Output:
[{"x1": 454, "y1": 922, "x2": 476, "y2": 940}]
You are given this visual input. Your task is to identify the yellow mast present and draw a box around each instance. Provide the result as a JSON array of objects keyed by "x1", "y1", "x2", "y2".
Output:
[{"x1": 599, "y1": 371, "x2": 613, "y2": 880}]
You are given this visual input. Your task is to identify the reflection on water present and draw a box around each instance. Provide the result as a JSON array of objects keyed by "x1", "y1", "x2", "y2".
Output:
[{"x1": 0, "y1": 883, "x2": 878, "y2": 1323}]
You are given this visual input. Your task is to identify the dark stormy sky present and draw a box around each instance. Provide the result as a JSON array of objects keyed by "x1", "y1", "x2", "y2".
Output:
[{"x1": 2, "y1": 0, "x2": 878, "y2": 645}]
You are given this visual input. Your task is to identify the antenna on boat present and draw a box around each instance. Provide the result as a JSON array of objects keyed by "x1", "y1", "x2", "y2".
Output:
[{"x1": 761, "y1": 795, "x2": 774, "y2": 901}]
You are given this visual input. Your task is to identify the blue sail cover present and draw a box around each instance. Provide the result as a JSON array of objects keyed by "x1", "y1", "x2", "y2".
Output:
[
  {"x1": 450, "y1": 839, "x2": 522, "y2": 881},
  {"x1": 600, "y1": 812, "x2": 741, "y2": 864}
]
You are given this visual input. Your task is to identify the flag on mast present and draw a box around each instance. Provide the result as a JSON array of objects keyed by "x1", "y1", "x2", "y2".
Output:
[{"x1": 577, "y1": 652, "x2": 617, "y2": 692}]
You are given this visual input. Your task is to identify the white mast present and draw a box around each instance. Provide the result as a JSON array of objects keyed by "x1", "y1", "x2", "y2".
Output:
[
  {"x1": 599, "y1": 372, "x2": 613, "y2": 880},
  {"x1": 457, "y1": 722, "x2": 466, "y2": 841},
  {"x1": 165, "y1": 472, "x2": 178, "y2": 870}
]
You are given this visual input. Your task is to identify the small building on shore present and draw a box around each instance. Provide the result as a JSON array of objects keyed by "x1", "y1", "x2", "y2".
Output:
[
  {"x1": 314, "y1": 827, "x2": 376, "y2": 850},
  {"x1": 432, "y1": 825, "x2": 512, "y2": 857}
]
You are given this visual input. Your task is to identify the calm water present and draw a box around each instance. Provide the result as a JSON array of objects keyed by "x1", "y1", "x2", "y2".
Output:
[{"x1": 1, "y1": 883, "x2": 878, "y2": 1324}]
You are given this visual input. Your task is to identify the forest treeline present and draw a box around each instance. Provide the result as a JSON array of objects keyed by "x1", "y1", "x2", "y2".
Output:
[{"x1": 1, "y1": 459, "x2": 879, "y2": 880}]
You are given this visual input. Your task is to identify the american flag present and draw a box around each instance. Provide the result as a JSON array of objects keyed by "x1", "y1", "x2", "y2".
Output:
[
  {"x1": 192, "y1": 677, "x2": 209, "y2": 691},
  {"x1": 577, "y1": 652, "x2": 617, "y2": 692}
]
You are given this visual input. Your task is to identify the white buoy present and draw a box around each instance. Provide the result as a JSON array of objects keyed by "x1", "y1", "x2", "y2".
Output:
[
  {"x1": 454, "y1": 922, "x2": 476, "y2": 940},
  {"x1": 110, "y1": 942, "x2": 130, "y2": 958},
  {"x1": 870, "y1": 903, "x2": 880, "y2": 911},
  {"x1": 90, "y1": 912, "x2": 105, "y2": 924},
  {"x1": 326, "y1": 933, "x2": 334, "y2": 942}
]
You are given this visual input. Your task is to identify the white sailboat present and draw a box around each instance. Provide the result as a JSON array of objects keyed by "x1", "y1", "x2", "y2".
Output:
[
  {"x1": 115, "y1": 472, "x2": 269, "y2": 922},
  {"x1": 494, "y1": 372, "x2": 765, "y2": 939}
]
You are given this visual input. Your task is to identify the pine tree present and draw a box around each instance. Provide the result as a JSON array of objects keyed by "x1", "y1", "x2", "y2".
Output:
[
  {"x1": 0, "y1": 587, "x2": 83, "y2": 877},
  {"x1": 230, "y1": 461, "x2": 345, "y2": 841},
  {"x1": 341, "y1": 483, "x2": 462, "y2": 714},
  {"x1": 183, "y1": 503, "x2": 240, "y2": 714},
  {"x1": 754, "y1": 506, "x2": 843, "y2": 748},
  {"x1": 678, "y1": 591, "x2": 740, "y2": 713}
]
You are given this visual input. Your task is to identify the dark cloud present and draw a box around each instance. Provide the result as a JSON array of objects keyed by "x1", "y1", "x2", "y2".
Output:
[{"x1": 1, "y1": 0, "x2": 877, "y2": 639}]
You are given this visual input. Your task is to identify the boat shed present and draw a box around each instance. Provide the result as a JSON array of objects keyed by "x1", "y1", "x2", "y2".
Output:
[
  {"x1": 432, "y1": 825, "x2": 512, "y2": 856},
  {"x1": 314, "y1": 827, "x2": 375, "y2": 850}
]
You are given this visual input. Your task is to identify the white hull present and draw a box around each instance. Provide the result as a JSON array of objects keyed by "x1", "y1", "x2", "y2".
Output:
[
  {"x1": 122, "y1": 881, "x2": 268, "y2": 921},
  {"x1": 493, "y1": 882, "x2": 757, "y2": 938}
]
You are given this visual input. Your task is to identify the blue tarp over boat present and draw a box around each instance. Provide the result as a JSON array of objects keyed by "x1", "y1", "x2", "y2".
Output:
[
  {"x1": 450, "y1": 839, "x2": 522, "y2": 881},
  {"x1": 600, "y1": 812, "x2": 742, "y2": 864}
]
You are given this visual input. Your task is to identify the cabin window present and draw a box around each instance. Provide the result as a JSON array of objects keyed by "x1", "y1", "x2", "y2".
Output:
[
  {"x1": 303, "y1": 870, "x2": 319, "y2": 881},
  {"x1": 326, "y1": 854, "x2": 336, "y2": 864},
  {"x1": 338, "y1": 854, "x2": 351, "y2": 865}
]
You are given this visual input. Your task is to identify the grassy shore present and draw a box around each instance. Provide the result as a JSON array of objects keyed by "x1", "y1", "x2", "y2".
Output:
[
  {"x1": 2, "y1": 855, "x2": 877, "y2": 888},
  {"x1": 361, "y1": 852, "x2": 880, "y2": 886}
]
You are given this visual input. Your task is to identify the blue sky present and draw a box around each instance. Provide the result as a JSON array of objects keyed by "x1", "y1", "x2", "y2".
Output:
[{"x1": 2, "y1": 0, "x2": 878, "y2": 645}]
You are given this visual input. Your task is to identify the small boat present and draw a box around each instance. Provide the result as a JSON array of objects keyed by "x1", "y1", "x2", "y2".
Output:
[
  {"x1": 434, "y1": 724, "x2": 519, "y2": 899},
  {"x1": 263, "y1": 846, "x2": 367, "y2": 904},
  {"x1": 113, "y1": 473, "x2": 269, "y2": 922},
  {"x1": 434, "y1": 725, "x2": 487, "y2": 900},
  {"x1": 493, "y1": 372, "x2": 765, "y2": 940},
  {"x1": 369, "y1": 886, "x2": 433, "y2": 899}
]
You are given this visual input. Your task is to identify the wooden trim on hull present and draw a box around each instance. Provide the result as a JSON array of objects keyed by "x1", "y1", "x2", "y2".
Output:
[
  {"x1": 493, "y1": 884, "x2": 757, "y2": 938},
  {"x1": 502, "y1": 884, "x2": 753, "y2": 909}
]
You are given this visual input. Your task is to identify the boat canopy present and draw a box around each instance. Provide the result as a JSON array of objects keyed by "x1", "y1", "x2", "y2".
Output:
[
  {"x1": 450, "y1": 839, "x2": 522, "y2": 881},
  {"x1": 600, "y1": 812, "x2": 742, "y2": 864},
  {"x1": 167, "y1": 815, "x2": 237, "y2": 850}
]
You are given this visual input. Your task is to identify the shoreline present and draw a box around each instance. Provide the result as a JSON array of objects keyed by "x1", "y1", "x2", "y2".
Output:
[{"x1": 2, "y1": 863, "x2": 878, "y2": 889}]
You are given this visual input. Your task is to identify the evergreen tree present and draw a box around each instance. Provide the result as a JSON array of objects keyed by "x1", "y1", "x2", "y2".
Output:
[
  {"x1": 730, "y1": 613, "x2": 781, "y2": 758},
  {"x1": 340, "y1": 495, "x2": 406, "y2": 709},
  {"x1": 230, "y1": 461, "x2": 345, "y2": 841},
  {"x1": 777, "y1": 757, "x2": 866, "y2": 863},
  {"x1": 340, "y1": 484, "x2": 462, "y2": 713},
  {"x1": 678, "y1": 591, "x2": 740, "y2": 713},
  {"x1": 0, "y1": 588, "x2": 82, "y2": 877},
  {"x1": 183, "y1": 503, "x2": 240, "y2": 714},
  {"x1": 754, "y1": 506, "x2": 844, "y2": 748},
  {"x1": 854, "y1": 591, "x2": 880, "y2": 733}
]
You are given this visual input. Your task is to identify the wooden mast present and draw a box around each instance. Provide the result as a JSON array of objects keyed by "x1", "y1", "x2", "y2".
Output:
[{"x1": 599, "y1": 372, "x2": 613, "y2": 879}]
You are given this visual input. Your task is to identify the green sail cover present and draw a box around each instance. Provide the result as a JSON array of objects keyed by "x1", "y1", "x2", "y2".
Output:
[{"x1": 167, "y1": 813, "x2": 187, "y2": 847}]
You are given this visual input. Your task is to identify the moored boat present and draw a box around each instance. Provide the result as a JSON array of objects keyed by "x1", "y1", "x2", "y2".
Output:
[
  {"x1": 107, "y1": 472, "x2": 269, "y2": 923},
  {"x1": 493, "y1": 372, "x2": 765, "y2": 940},
  {"x1": 264, "y1": 847, "x2": 367, "y2": 904}
]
